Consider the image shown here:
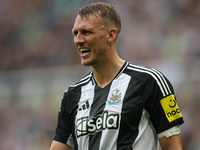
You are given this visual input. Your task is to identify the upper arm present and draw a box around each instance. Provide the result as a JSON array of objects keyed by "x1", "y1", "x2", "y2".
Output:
[
  {"x1": 159, "y1": 133, "x2": 183, "y2": 150},
  {"x1": 50, "y1": 140, "x2": 74, "y2": 150}
]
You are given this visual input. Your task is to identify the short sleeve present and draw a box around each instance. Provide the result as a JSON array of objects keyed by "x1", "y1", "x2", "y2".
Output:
[
  {"x1": 53, "y1": 91, "x2": 73, "y2": 144},
  {"x1": 144, "y1": 72, "x2": 184, "y2": 134}
]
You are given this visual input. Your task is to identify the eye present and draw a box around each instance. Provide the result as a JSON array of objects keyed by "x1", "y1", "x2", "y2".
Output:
[
  {"x1": 83, "y1": 30, "x2": 92, "y2": 35},
  {"x1": 73, "y1": 31, "x2": 78, "y2": 36}
]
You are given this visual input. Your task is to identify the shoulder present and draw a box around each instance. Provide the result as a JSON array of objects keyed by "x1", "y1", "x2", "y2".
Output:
[
  {"x1": 125, "y1": 62, "x2": 173, "y2": 97},
  {"x1": 61, "y1": 72, "x2": 92, "y2": 110},
  {"x1": 125, "y1": 62, "x2": 164, "y2": 81},
  {"x1": 64, "y1": 72, "x2": 92, "y2": 95}
]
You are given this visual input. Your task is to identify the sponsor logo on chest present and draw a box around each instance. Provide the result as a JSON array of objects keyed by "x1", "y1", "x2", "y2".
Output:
[{"x1": 76, "y1": 111, "x2": 119, "y2": 137}]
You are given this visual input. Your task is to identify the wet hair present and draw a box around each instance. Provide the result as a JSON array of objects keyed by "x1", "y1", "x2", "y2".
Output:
[{"x1": 77, "y1": 2, "x2": 121, "y2": 38}]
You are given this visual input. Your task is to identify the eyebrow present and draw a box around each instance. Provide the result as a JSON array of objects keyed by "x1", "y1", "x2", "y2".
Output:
[{"x1": 72, "y1": 27, "x2": 94, "y2": 35}]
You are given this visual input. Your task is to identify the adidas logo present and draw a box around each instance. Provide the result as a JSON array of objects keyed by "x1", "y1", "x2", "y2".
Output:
[{"x1": 78, "y1": 100, "x2": 90, "y2": 111}]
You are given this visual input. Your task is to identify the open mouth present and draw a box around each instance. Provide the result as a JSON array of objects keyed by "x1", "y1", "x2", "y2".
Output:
[{"x1": 80, "y1": 49, "x2": 91, "y2": 57}]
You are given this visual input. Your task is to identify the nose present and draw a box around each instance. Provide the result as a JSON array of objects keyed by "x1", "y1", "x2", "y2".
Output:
[{"x1": 74, "y1": 33, "x2": 85, "y2": 46}]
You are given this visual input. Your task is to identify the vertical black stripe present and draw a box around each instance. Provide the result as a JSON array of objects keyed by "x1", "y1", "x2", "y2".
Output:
[
  {"x1": 89, "y1": 85, "x2": 111, "y2": 150},
  {"x1": 117, "y1": 78, "x2": 143, "y2": 149}
]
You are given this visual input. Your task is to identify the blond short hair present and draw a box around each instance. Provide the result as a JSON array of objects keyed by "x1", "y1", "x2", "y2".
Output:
[{"x1": 77, "y1": 2, "x2": 121, "y2": 40}]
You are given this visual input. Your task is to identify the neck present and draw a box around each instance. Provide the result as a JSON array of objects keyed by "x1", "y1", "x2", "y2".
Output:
[{"x1": 92, "y1": 55, "x2": 125, "y2": 88}]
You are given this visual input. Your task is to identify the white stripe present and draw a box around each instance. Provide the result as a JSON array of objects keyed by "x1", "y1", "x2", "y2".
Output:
[
  {"x1": 151, "y1": 68, "x2": 171, "y2": 94},
  {"x1": 75, "y1": 82, "x2": 94, "y2": 150},
  {"x1": 70, "y1": 73, "x2": 92, "y2": 87},
  {"x1": 127, "y1": 66, "x2": 166, "y2": 97},
  {"x1": 132, "y1": 109, "x2": 159, "y2": 150},
  {"x1": 80, "y1": 72, "x2": 92, "y2": 82},
  {"x1": 70, "y1": 77, "x2": 91, "y2": 87},
  {"x1": 100, "y1": 73, "x2": 131, "y2": 150},
  {"x1": 129, "y1": 64, "x2": 171, "y2": 96}
]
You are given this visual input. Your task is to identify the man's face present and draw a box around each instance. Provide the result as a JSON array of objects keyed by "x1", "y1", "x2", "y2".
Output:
[{"x1": 72, "y1": 14, "x2": 108, "y2": 66}]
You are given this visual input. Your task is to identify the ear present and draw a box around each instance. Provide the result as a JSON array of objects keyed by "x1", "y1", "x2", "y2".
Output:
[{"x1": 107, "y1": 28, "x2": 117, "y2": 43}]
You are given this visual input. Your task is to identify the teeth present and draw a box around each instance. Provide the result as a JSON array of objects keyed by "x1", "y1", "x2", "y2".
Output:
[{"x1": 80, "y1": 49, "x2": 90, "y2": 51}]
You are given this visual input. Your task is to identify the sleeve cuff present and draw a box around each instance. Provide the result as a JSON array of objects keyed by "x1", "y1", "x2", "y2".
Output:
[
  {"x1": 157, "y1": 125, "x2": 181, "y2": 138},
  {"x1": 66, "y1": 134, "x2": 74, "y2": 148}
]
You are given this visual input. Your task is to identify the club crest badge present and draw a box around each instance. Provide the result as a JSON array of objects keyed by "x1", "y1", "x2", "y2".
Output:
[{"x1": 108, "y1": 90, "x2": 122, "y2": 105}]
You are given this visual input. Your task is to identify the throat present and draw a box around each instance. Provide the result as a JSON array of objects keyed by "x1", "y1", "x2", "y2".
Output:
[
  {"x1": 92, "y1": 70, "x2": 115, "y2": 88},
  {"x1": 92, "y1": 60, "x2": 126, "y2": 88}
]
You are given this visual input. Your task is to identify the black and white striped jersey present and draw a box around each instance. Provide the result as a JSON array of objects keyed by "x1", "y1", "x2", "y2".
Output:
[{"x1": 53, "y1": 62, "x2": 184, "y2": 150}]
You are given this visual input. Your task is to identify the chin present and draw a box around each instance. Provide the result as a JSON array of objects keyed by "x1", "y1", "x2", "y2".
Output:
[
  {"x1": 81, "y1": 60, "x2": 92, "y2": 66},
  {"x1": 81, "y1": 59, "x2": 97, "y2": 66}
]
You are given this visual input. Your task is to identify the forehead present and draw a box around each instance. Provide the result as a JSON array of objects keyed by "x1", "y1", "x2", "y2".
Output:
[{"x1": 72, "y1": 14, "x2": 104, "y2": 31}]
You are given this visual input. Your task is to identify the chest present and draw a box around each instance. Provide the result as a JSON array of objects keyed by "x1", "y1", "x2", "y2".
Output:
[
  {"x1": 69, "y1": 75, "x2": 147, "y2": 143},
  {"x1": 73, "y1": 73, "x2": 144, "y2": 128}
]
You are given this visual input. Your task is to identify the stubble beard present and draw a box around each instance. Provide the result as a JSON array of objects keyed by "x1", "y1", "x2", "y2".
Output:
[
  {"x1": 81, "y1": 47, "x2": 107, "y2": 67},
  {"x1": 81, "y1": 59, "x2": 98, "y2": 66}
]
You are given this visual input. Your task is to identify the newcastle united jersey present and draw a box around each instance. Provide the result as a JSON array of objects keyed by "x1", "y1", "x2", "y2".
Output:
[{"x1": 53, "y1": 62, "x2": 184, "y2": 150}]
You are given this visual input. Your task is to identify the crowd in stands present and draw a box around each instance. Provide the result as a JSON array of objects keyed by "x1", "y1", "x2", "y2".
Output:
[{"x1": 0, "y1": 0, "x2": 200, "y2": 149}]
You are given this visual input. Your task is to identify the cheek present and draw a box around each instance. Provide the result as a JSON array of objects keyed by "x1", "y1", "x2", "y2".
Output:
[
  {"x1": 88, "y1": 34, "x2": 107, "y2": 49},
  {"x1": 94, "y1": 37, "x2": 107, "y2": 47}
]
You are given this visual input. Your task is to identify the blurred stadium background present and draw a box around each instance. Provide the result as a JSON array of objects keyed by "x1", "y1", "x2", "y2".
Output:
[{"x1": 0, "y1": 0, "x2": 200, "y2": 149}]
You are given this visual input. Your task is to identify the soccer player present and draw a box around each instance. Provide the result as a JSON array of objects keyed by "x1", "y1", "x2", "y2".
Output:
[{"x1": 50, "y1": 2, "x2": 184, "y2": 150}]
